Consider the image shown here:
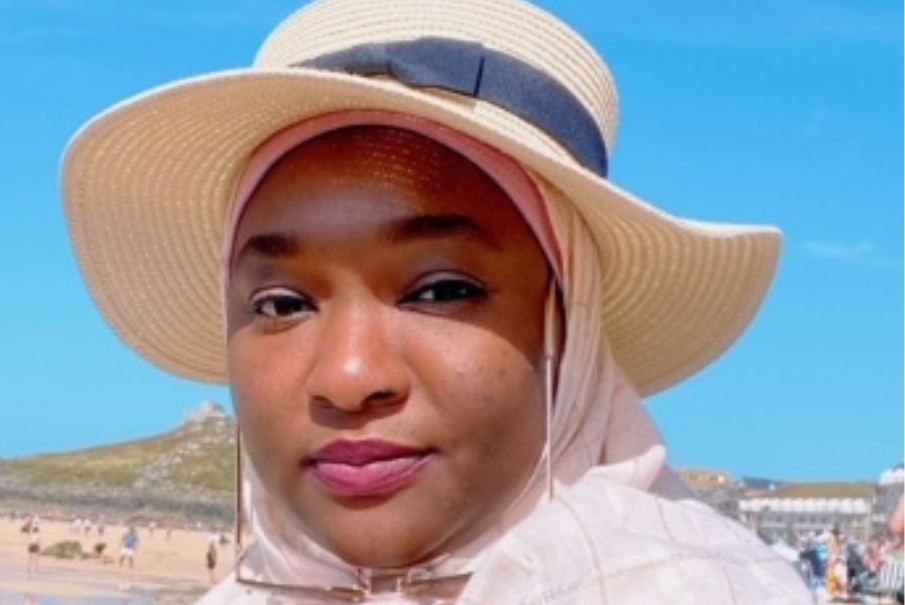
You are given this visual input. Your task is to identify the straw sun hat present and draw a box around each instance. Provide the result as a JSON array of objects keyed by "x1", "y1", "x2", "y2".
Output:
[{"x1": 62, "y1": 0, "x2": 780, "y2": 397}]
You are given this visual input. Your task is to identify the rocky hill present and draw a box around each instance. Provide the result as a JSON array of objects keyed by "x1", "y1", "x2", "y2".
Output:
[{"x1": 0, "y1": 404, "x2": 236, "y2": 528}]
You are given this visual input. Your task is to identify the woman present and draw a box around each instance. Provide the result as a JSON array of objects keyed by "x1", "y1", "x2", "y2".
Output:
[{"x1": 62, "y1": 0, "x2": 811, "y2": 602}]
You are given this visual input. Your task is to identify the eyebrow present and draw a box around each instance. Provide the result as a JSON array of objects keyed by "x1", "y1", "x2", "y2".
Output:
[
  {"x1": 233, "y1": 232, "x2": 301, "y2": 266},
  {"x1": 233, "y1": 212, "x2": 501, "y2": 266}
]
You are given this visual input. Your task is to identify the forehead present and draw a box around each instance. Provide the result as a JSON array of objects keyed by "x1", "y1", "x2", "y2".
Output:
[{"x1": 237, "y1": 125, "x2": 535, "y2": 236}]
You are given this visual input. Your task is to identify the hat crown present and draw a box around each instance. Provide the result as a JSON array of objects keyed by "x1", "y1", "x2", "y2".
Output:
[{"x1": 255, "y1": 0, "x2": 619, "y2": 161}]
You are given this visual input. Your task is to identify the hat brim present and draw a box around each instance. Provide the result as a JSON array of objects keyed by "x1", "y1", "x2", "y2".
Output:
[{"x1": 62, "y1": 68, "x2": 780, "y2": 396}]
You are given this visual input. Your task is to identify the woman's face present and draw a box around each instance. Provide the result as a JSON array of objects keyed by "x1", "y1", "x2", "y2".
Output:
[{"x1": 226, "y1": 126, "x2": 549, "y2": 568}]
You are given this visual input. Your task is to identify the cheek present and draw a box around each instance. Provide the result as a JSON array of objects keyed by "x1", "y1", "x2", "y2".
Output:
[
  {"x1": 424, "y1": 329, "x2": 547, "y2": 480},
  {"x1": 229, "y1": 334, "x2": 268, "y2": 423},
  {"x1": 227, "y1": 332, "x2": 302, "y2": 478}
]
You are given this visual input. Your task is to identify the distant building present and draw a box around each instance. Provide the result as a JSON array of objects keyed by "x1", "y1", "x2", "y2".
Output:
[
  {"x1": 184, "y1": 400, "x2": 229, "y2": 425},
  {"x1": 876, "y1": 462, "x2": 904, "y2": 523},
  {"x1": 738, "y1": 482, "x2": 876, "y2": 543},
  {"x1": 680, "y1": 465, "x2": 903, "y2": 545},
  {"x1": 678, "y1": 468, "x2": 744, "y2": 519},
  {"x1": 680, "y1": 468, "x2": 734, "y2": 490},
  {"x1": 740, "y1": 477, "x2": 789, "y2": 494}
]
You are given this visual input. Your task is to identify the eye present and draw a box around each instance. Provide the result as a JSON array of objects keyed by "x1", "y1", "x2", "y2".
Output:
[
  {"x1": 403, "y1": 276, "x2": 488, "y2": 305},
  {"x1": 249, "y1": 288, "x2": 315, "y2": 325}
]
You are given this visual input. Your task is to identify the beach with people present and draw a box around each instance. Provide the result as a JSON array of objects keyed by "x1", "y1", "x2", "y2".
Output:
[{"x1": 0, "y1": 516, "x2": 233, "y2": 604}]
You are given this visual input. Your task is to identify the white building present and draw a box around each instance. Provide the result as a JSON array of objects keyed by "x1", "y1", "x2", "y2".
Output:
[
  {"x1": 739, "y1": 485, "x2": 875, "y2": 542},
  {"x1": 876, "y1": 463, "x2": 904, "y2": 522}
]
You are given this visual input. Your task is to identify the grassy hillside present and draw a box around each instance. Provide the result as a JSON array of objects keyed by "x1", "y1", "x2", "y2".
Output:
[
  {"x1": 0, "y1": 410, "x2": 237, "y2": 524},
  {"x1": 4, "y1": 422, "x2": 234, "y2": 490}
]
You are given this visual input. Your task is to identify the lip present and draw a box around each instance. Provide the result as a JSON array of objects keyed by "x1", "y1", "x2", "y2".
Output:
[{"x1": 307, "y1": 439, "x2": 434, "y2": 498}]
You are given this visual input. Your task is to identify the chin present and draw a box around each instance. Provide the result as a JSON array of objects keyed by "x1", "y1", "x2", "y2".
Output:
[
  {"x1": 281, "y1": 483, "x2": 460, "y2": 569},
  {"x1": 323, "y1": 526, "x2": 441, "y2": 569},
  {"x1": 337, "y1": 547, "x2": 419, "y2": 570},
  {"x1": 306, "y1": 511, "x2": 449, "y2": 570}
]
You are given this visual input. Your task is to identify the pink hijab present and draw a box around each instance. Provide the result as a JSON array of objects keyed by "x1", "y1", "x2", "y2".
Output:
[{"x1": 200, "y1": 111, "x2": 807, "y2": 604}]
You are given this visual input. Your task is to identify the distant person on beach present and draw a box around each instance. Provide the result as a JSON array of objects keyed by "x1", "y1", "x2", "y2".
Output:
[
  {"x1": 25, "y1": 525, "x2": 40, "y2": 576},
  {"x1": 889, "y1": 494, "x2": 904, "y2": 604},
  {"x1": 206, "y1": 539, "x2": 218, "y2": 584},
  {"x1": 118, "y1": 526, "x2": 140, "y2": 569},
  {"x1": 21, "y1": 513, "x2": 38, "y2": 535},
  {"x1": 892, "y1": 494, "x2": 904, "y2": 538},
  {"x1": 62, "y1": 0, "x2": 812, "y2": 602}
]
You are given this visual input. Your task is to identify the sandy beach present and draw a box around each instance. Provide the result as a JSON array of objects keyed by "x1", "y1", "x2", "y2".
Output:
[{"x1": 0, "y1": 518, "x2": 235, "y2": 605}]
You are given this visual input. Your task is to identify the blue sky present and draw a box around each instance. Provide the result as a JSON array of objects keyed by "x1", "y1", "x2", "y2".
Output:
[{"x1": 1, "y1": 0, "x2": 901, "y2": 482}]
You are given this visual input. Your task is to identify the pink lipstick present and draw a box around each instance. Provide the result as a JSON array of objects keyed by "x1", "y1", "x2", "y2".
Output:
[{"x1": 308, "y1": 439, "x2": 434, "y2": 498}]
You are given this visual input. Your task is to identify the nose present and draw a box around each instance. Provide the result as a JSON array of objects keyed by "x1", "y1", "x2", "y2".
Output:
[{"x1": 304, "y1": 300, "x2": 410, "y2": 414}]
